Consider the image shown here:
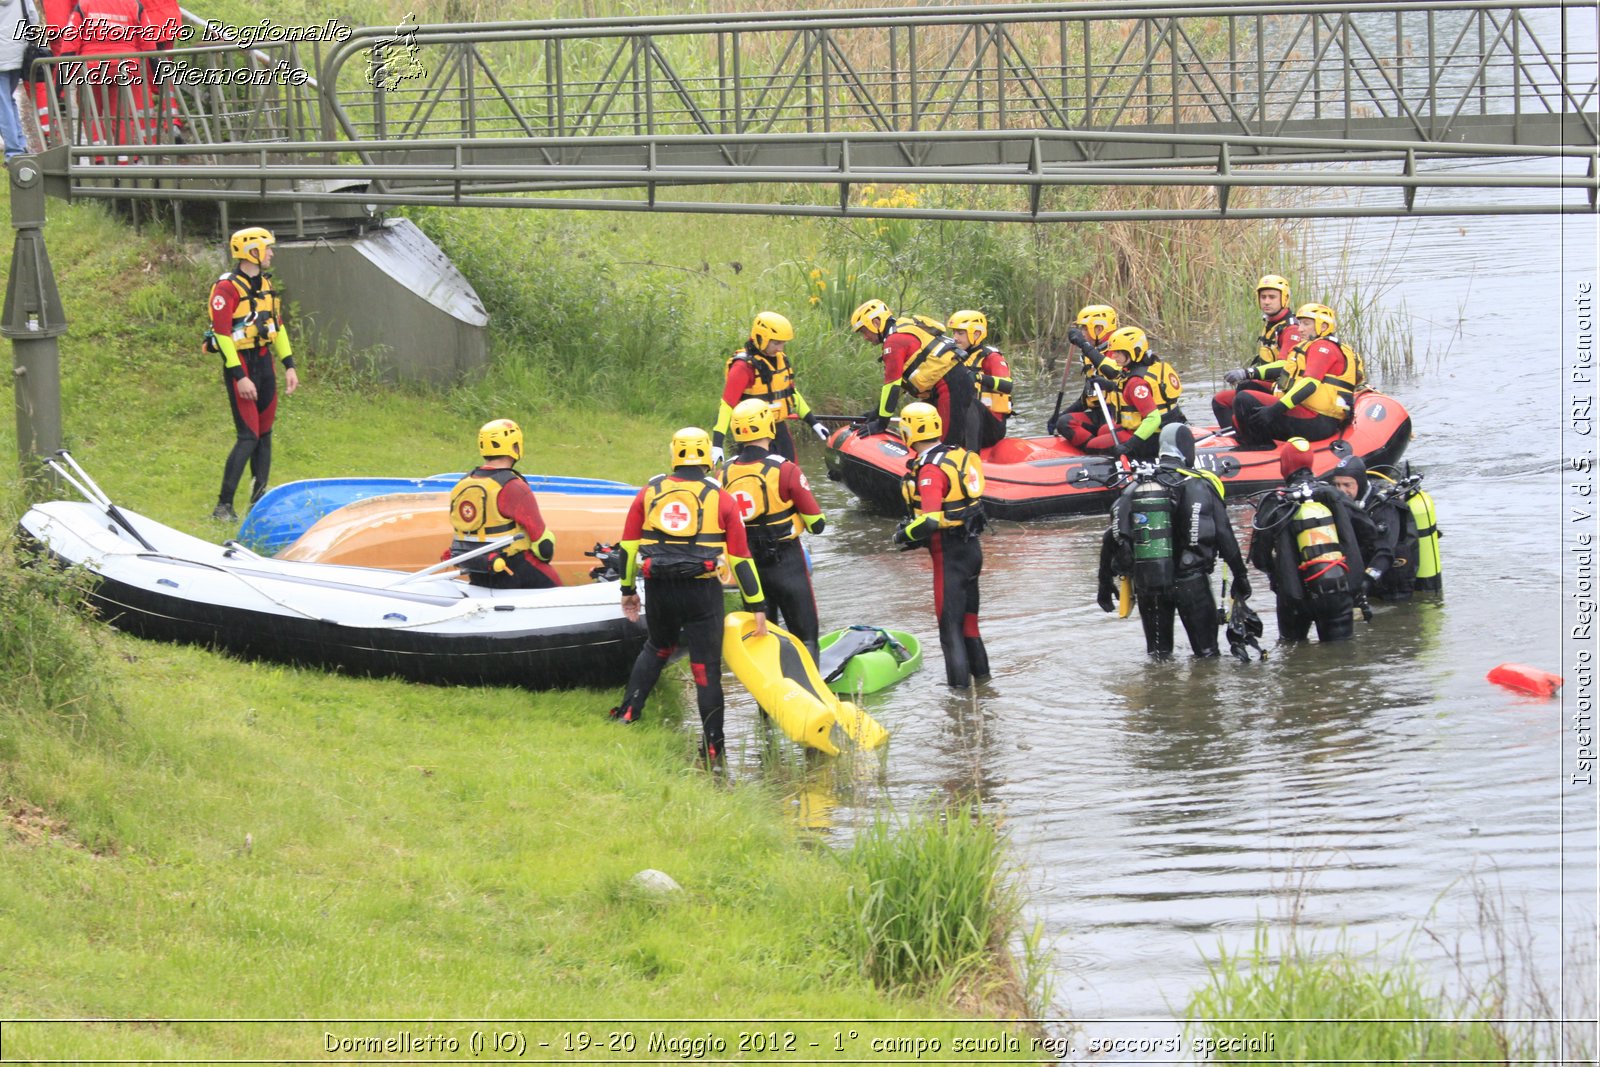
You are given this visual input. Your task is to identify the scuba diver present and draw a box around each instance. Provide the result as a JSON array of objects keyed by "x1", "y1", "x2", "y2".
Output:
[
  {"x1": 1330, "y1": 455, "x2": 1443, "y2": 600},
  {"x1": 1249, "y1": 437, "x2": 1366, "y2": 642},
  {"x1": 1097, "y1": 424, "x2": 1252, "y2": 658},
  {"x1": 893, "y1": 401, "x2": 991, "y2": 687}
]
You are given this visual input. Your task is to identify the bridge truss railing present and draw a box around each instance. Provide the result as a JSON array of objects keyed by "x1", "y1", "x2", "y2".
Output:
[
  {"x1": 313, "y1": 1, "x2": 1596, "y2": 148},
  {"x1": 22, "y1": 0, "x2": 1599, "y2": 220}
]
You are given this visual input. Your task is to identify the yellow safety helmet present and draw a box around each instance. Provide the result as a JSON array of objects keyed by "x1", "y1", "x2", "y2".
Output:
[
  {"x1": 670, "y1": 426, "x2": 713, "y2": 467},
  {"x1": 850, "y1": 298, "x2": 893, "y2": 336},
  {"x1": 1074, "y1": 304, "x2": 1119, "y2": 343},
  {"x1": 230, "y1": 226, "x2": 276, "y2": 265},
  {"x1": 1295, "y1": 302, "x2": 1337, "y2": 339},
  {"x1": 898, "y1": 402, "x2": 943, "y2": 447},
  {"x1": 947, "y1": 309, "x2": 988, "y2": 346},
  {"x1": 477, "y1": 418, "x2": 523, "y2": 461},
  {"x1": 749, "y1": 311, "x2": 795, "y2": 352},
  {"x1": 729, "y1": 398, "x2": 778, "y2": 443},
  {"x1": 1256, "y1": 274, "x2": 1291, "y2": 302},
  {"x1": 1105, "y1": 325, "x2": 1150, "y2": 364}
]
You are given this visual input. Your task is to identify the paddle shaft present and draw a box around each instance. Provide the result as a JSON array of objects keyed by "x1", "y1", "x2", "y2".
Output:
[
  {"x1": 1049, "y1": 348, "x2": 1077, "y2": 427},
  {"x1": 48, "y1": 453, "x2": 159, "y2": 553},
  {"x1": 386, "y1": 535, "x2": 518, "y2": 587},
  {"x1": 1092, "y1": 383, "x2": 1134, "y2": 473}
]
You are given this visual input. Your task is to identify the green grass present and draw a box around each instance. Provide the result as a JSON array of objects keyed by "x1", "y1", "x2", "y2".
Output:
[
  {"x1": 845, "y1": 801, "x2": 1048, "y2": 1017},
  {"x1": 1186, "y1": 925, "x2": 1519, "y2": 1062}
]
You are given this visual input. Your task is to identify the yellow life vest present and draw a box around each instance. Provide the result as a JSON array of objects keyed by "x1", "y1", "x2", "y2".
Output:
[
  {"x1": 968, "y1": 343, "x2": 1013, "y2": 417},
  {"x1": 721, "y1": 453, "x2": 797, "y2": 546},
  {"x1": 215, "y1": 269, "x2": 283, "y2": 351},
  {"x1": 893, "y1": 314, "x2": 963, "y2": 397},
  {"x1": 638, "y1": 474, "x2": 727, "y2": 579},
  {"x1": 1256, "y1": 313, "x2": 1295, "y2": 368},
  {"x1": 1279, "y1": 336, "x2": 1364, "y2": 419},
  {"x1": 726, "y1": 348, "x2": 797, "y2": 419},
  {"x1": 449, "y1": 468, "x2": 533, "y2": 570},
  {"x1": 1290, "y1": 499, "x2": 1346, "y2": 570},
  {"x1": 901, "y1": 443, "x2": 985, "y2": 529},
  {"x1": 1116, "y1": 361, "x2": 1184, "y2": 432}
]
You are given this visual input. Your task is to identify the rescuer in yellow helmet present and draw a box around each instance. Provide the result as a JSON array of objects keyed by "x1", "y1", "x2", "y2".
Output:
[
  {"x1": 850, "y1": 299, "x2": 978, "y2": 446},
  {"x1": 606, "y1": 426, "x2": 767, "y2": 766},
  {"x1": 893, "y1": 402, "x2": 991, "y2": 687},
  {"x1": 1213, "y1": 273, "x2": 1306, "y2": 430},
  {"x1": 712, "y1": 311, "x2": 827, "y2": 463},
  {"x1": 1231, "y1": 301, "x2": 1365, "y2": 449},
  {"x1": 948, "y1": 309, "x2": 1013, "y2": 449},
  {"x1": 445, "y1": 419, "x2": 561, "y2": 589},
  {"x1": 718, "y1": 398, "x2": 828, "y2": 658},
  {"x1": 209, "y1": 226, "x2": 301, "y2": 522}
]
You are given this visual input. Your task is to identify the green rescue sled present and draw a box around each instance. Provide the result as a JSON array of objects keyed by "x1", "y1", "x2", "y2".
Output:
[{"x1": 817, "y1": 626, "x2": 923, "y2": 695}]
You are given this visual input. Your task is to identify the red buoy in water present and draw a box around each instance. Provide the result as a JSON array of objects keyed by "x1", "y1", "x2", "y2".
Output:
[{"x1": 1487, "y1": 663, "x2": 1564, "y2": 697}]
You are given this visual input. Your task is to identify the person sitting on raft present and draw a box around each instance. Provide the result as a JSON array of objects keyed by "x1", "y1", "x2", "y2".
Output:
[
  {"x1": 1230, "y1": 302, "x2": 1364, "y2": 450},
  {"x1": 1071, "y1": 326, "x2": 1186, "y2": 463},
  {"x1": 1213, "y1": 273, "x2": 1303, "y2": 429},
  {"x1": 1048, "y1": 303, "x2": 1122, "y2": 438}
]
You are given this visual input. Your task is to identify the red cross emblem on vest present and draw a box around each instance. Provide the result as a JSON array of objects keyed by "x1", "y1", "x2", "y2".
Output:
[
  {"x1": 734, "y1": 491, "x2": 756, "y2": 520},
  {"x1": 660, "y1": 501, "x2": 693, "y2": 532}
]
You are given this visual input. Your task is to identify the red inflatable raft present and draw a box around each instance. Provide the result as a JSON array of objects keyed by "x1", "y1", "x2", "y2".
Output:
[{"x1": 823, "y1": 390, "x2": 1412, "y2": 520}]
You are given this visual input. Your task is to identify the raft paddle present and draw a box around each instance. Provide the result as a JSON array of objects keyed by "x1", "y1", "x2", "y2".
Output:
[
  {"x1": 48, "y1": 451, "x2": 158, "y2": 553},
  {"x1": 1091, "y1": 382, "x2": 1133, "y2": 473},
  {"x1": 1049, "y1": 347, "x2": 1077, "y2": 430}
]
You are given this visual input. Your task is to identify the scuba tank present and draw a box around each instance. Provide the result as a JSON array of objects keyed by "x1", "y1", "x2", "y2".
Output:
[
  {"x1": 1291, "y1": 497, "x2": 1345, "y2": 567},
  {"x1": 1129, "y1": 474, "x2": 1176, "y2": 595},
  {"x1": 1406, "y1": 483, "x2": 1442, "y2": 591}
]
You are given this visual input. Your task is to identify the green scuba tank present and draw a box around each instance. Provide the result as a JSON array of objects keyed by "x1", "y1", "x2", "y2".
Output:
[
  {"x1": 1407, "y1": 486, "x2": 1442, "y2": 591},
  {"x1": 1130, "y1": 476, "x2": 1176, "y2": 595}
]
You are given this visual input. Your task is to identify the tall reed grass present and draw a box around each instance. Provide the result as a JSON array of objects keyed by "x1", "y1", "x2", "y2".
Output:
[
  {"x1": 1187, "y1": 924, "x2": 1514, "y2": 1062},
  {"x1": 844, "y1": 800, "x2": 1048, "y2": 1017}
]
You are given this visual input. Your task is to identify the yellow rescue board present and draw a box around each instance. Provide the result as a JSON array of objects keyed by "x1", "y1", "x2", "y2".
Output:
[{"x1": 722, "y1": 613, "x2": 889, "y2": 754}]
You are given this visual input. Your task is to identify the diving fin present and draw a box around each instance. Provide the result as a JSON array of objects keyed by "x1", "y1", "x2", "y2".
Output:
[
  {"x1": 1118, "y1": 575, "x2": 1133, "y2": 618},
  {"x1": 1225, "y1": 597, "x2": 1265, "y2": 662}
]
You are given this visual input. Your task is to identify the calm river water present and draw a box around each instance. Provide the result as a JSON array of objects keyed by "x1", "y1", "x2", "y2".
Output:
[{"x1": 714, "y1": 170, "x2": 1597, "y2": 1057}]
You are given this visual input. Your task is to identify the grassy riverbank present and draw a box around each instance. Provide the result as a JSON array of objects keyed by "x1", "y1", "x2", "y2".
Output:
[{"x1": 0, "y1": 183, "x2": 1058, "y2": 1058}]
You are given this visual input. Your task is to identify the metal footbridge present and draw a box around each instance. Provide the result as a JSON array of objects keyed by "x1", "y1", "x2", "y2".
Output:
[{"x1": 20, "y1": 0, "x2": 1600, "y2": 223}]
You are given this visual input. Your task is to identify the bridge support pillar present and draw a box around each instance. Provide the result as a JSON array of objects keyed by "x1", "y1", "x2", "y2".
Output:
[
  {"x1": 271, "y1": 218, "x2": 488, "y2": 386},
  {"x1": 3, "y1": 157, "x2": 68, "y2": 477}
]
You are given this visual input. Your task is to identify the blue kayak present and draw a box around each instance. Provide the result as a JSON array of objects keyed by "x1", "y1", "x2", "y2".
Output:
[{"x1": 239, "y1": 474, "x2": 638, "y2": 555}]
